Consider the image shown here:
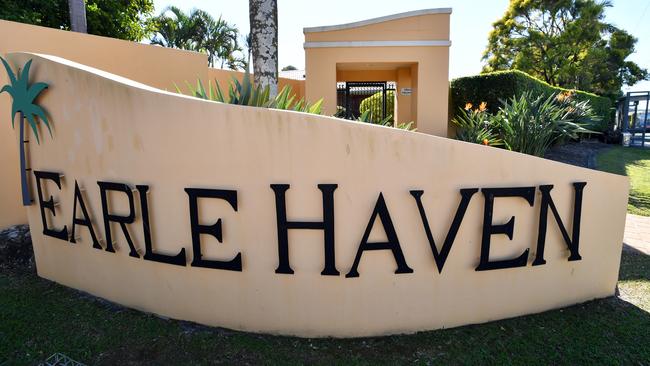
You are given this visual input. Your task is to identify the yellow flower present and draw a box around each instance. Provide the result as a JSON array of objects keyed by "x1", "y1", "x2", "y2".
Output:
[
  {"x1": 464, "y1": 102, "x2": 473, "y2": 110},
  {"x1": 482, "y1": 138, "x2": 489, "y2": 145},
  {"x1": 478, "y1": 102, "x2": 487, "y2": 112}
]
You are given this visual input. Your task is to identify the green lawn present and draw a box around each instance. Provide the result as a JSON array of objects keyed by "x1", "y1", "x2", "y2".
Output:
[
  {"x1": 596, "y1": 146, "x2": 650, "y2": 216},
  {"x1": 1, "y1": 251, "x2": 649, "y2": 365}
]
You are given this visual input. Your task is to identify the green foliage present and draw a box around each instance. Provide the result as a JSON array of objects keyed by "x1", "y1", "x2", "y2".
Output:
[
  {"x1": 0, "y1": 0, "x2": 156, "y2": 41},
  {"x1": 393, "y1": 121, "x2": 416, "y2": 131},
  {"x1": 85, "y1": 0, "x2": 156, "y2": 42},
  {"x1": 450, "y1": 70, "x2": 613, "y2": 130},
  {"x1": 453, "y1": 91, "x2": 593, "y2": 156},
  {"x1": 268, "y1": 85, "x2": 323, "y2": 114},
  {"x1": 177, "y1": 71, "x2": 323, "y2": 115},
  {"x1": 357, "y1": 110, "x2": 391, "y2": 125},
  {"x1": 555, "y1": 90, "x2": 604, "y2": 135},
  {"x1": 359, "y1": 90, "x2": 395, "y2": 123},
  {"x1": 483, "y1": 0, "x2": 648, "y2": 99},
  {"x1": 0, "y1": 0, "x2": 67, "y2": 29},
  {"x1": 0, "y1": 57, "x2": 50, "y2": 143},
  {"x1": 151, "y1": 6, "x2": 244, "y2": 69},
  {"x1": 180, "y1": 77, "x2": 414, "y2": 130},
  {"x1": 452, "y1": 106, "x2": 502, "y2": 146},
  {"x1": 357, "y1": 110, "x2": 416, "y2": 131},
  {"x1": 495, "y1": 92, "x2": 590, "y2": 156}
]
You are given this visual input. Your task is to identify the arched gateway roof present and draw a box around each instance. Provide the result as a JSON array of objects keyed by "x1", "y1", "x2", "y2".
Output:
[{"x1": 303, "y1": 8, "x2": 453, "y2": 33}]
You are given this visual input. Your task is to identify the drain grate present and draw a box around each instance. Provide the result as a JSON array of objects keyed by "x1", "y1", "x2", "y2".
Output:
[{"x1": 39, "y1": 353, "x2": 85, "y2": 366}]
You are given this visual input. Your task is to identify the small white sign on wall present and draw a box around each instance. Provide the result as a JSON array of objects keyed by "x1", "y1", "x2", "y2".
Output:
[{"x1": 400, "y1": 87, "x2": 412, "y2": 96}]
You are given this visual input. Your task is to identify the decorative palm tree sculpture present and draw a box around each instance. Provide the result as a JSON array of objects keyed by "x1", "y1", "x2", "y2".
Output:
[{"x1": 1, "y1": 57, "x2": 51, "y2": 206}]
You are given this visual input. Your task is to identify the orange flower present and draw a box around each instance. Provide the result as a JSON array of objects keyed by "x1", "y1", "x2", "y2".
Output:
[
  {"x1": 478, "y1": 102, "x2": 487, "y2": 112},
  {"x1": 482, "y1": 138, "x2": 489, "y2": 145},
  {"x1": 464, "y1": 102, "x2": 473, "y2": 110},
  {"x1": 557, "y1": 90, "x2": 573, "y2": 102}
]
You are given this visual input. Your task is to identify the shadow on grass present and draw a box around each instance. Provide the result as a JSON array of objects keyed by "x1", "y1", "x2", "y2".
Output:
[
  {"x1": 619, "y1": 247, "x2": 649, "y2": 281},
  {"x1": 1, "y1": 252, "x2": 649, "y2": 365}
]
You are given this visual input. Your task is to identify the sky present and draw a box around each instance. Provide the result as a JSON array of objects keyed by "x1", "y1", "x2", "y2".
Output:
[{"x1": 152, "y1": 0, "x2": 650, "y2": 91}]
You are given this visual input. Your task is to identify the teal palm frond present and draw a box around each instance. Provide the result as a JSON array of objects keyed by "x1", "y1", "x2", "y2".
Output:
[{"x1": 0, "y1": 56, "x2": 51, "y2": 143}]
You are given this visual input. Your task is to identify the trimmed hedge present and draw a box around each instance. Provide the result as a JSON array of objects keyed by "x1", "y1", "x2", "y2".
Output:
[
  {"x1": 450, "y1": 70, "x2": 613, "y2": 124},
  {"x1": 359, "y1": 90, "x2": 395, "y2": 123}
]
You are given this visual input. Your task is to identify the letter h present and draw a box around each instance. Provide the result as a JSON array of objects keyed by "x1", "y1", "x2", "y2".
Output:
[{"x1": 270, "y1": 184, "x2": 338, "y2": 275}]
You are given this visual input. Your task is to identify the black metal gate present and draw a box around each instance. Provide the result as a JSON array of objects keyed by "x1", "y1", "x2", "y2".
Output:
[{"x1": 336, "y1": 81, "x2": 396, "y2": 122}]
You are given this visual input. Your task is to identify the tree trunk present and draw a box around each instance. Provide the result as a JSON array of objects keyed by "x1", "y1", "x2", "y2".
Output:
[
  {"x1": 18, "y1": 113, "x2": 31, "y2": 206},
  {"x1": 68, "y1": 0, "x2": 87, "y2": 33},
  {"x1": 249, "y1": 0, "x2": 278, "y2": 97}
]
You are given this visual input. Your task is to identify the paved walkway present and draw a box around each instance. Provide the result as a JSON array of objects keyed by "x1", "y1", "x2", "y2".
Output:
[{"x1": 624, "y1": 213, "x2": 650, "y2": 255}]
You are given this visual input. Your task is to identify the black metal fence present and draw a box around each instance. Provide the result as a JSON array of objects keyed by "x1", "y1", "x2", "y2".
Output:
[{"x1": 336, "y1": 81, "x2": 396, "y2": 122}]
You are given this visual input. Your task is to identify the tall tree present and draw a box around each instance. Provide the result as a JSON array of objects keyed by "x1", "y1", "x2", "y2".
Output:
[
  {"x1": 249, "y1": 0, "x2": 278, "y2": 97},
  {"x1": 67, "y1": 0, "x2": 86, "y2": 33},
  {"x1": 483, "y1": 0, "x2": 648, "y2": 99},
  {"x1": 0, "y1": 0, "x2": 156, "y2": 41},
  {"x1": 85, "y1": 0, "x2": 156, "y2": 41}
]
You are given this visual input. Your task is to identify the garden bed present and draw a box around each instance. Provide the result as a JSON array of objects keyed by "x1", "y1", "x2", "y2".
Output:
[{"x1": 543, "y1": 140, "x2": 611, "y2": 169}]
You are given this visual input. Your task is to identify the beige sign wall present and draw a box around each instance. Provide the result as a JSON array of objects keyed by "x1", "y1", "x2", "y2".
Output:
[
  {"x1": 11, "y1": 52, "x2": 628, "y2": 338},
  {"x1": 0, "y1": 20, "x2": 207, "y2": 229}
]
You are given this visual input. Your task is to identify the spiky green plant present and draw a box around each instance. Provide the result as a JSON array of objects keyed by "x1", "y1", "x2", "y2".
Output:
[
  {"x1": 177, "y1": 70, "x2": 323, "y2": 114},
  {"x1": 1, "y1": 56, "x2": 51, "y2": 205},
  {"x1": 393, "y1": 121, "x2": 417, "y2": 131},
  {"x1": 357, "y1": 110, "x2": 417, "y2": 131},
  {"x1": 452, "y1": 107, "x2": 502, "y2": 147},
  {"x1": 495, "y1": 92, "x2": 591, "y2": 156}
]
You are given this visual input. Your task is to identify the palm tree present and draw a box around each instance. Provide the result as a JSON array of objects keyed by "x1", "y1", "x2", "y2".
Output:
[
  {"x1": 1, "y1": 57, "x2": 51, "y2": 206},
  {"x1": 68, "y1": 0, "x2": 87, "y2": 33},
  {"x1": 151, "y1": 6, "x2": 198, "y2": 50},
  {"x1": 151, "y1": 7, "x2": 245, "y2": 70},
  {"x1": 197, "y1": 13, "x2": 244, "y2": 69},
  {"x1": 249, "y1": 0, "x2": 278, "y2": 97},
  {"x1": 244, "y1": 33, "x2": 252, "y2": 72}
]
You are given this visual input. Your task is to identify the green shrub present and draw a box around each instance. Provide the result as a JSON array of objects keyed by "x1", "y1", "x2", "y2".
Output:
[
  {"x1": 495, "y1": 92, "x2": 590, "y2": 157},
  {"x1": 453, "y1": 92, "x2": 592, "y2": 157},
  {"x1": 450, "y1": 70, "x2": 613, "y2": 130},
  {"x1": 554, "y1": 91, "x2": 604, "y2": 138},
  {"x1": 451, "y1": 105, "x2": 502, "y2": 147},
  {"x1": 359, "y1": 90, "x2": 394, "y2": 123}
]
